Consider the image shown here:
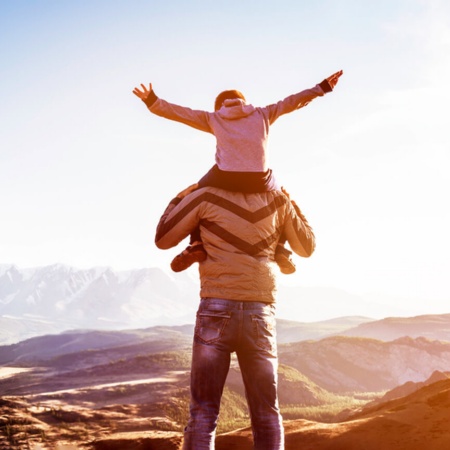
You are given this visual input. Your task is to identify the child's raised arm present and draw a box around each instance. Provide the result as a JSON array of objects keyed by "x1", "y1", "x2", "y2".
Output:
[{"x1": 133, "y1": 83, "x2": 153, "y2": 101}]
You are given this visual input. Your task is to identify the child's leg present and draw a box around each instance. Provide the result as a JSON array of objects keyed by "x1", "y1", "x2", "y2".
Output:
[
  {"x1": 275, "y1": 234, "x2": 296, "y2": 275},
  {"x1": 171, "y1": 225, "x2": 207, "y2": 272},
  {"x1": 170, "y1": 240, "x2": 207, "y2": 272},
  {"x1": 170, "y1": 182, "x2": 208, "y2": 272},
  {"x1": 170, "y1": 165, "x2": 222, "y2": 272},
  {"x1": 189, "y1": 227, "x2": 201, "y2": 245}
]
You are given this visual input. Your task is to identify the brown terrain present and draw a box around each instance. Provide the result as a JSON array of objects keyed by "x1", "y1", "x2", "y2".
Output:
[
  {"x1": 216, "y1": 374, "x2": 450, "y2": 450},
  {"x1": 3, "y1": 376, "x2": 447, "y2": 450},
  {"x1": 90, "y1": 376, "x2": 450, "y2": 450},
  {"x1": 1, "y1": 318, "x2": 450, "y2": 449}
]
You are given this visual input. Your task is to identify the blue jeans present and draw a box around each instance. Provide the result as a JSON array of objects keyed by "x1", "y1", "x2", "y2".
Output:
[{"x1": 182, "y1": 298, "x2": 284, "y2": 450}]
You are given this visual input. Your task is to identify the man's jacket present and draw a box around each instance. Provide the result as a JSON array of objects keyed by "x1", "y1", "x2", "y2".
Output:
[{"x1": 155, "y1": 187, "x2": 315, "y2": 303}]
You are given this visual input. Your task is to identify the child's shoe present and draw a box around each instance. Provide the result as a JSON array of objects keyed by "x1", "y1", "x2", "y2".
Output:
[
  {"x1": 170, "y1": 244, "x2": 207, "y2": 272},
  {"x1": 274, "y1": 244, "x2": 296, "y2": 274}
]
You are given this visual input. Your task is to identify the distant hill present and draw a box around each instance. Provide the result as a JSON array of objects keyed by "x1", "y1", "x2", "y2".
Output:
[
  {"x1": 276, "y1": 316, "x2": 372, "y2": 343},
  {"x1": 3, "y1": 325, "x2": 450, "y2": 396},
  {"x1": 340, "y1": 313, "x2": 450, "y2": 342},
  {"x1": 279, "y1": 335, "x2": 450, "y2": 393},
  {"x1": 0, "y1": 325, "x2": 194, "y2": 366},
  {"x1": 363, "y1": 369, "x2": 450, "y2": 407}
]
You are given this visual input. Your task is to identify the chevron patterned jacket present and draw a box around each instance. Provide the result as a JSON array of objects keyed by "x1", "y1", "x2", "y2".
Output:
[{"x1": 155, "y1": 187, "x2": 315, "y2": 303}]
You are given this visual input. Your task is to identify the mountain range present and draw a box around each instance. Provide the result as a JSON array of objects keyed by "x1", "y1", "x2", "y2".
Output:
[
  {"x1": 0, "y1": 264, "x2": 200, "y2": 344},
  {"x1": 1, "y1": 319, "x2": 450, "y2": 449},
  {"x1": 2, "y1": 321, "x2": 450, "y2": 395},
  {"x1": 0, "y1": 264, "x2": 442, "y2": 345}
]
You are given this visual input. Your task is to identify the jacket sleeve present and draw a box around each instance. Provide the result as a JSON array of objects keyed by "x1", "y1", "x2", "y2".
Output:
[
  {"x1": 155, "y1": 194, "x2": 202, "y2": 250},
  {"x1": 282, "y1": 201, "x2": 316, "y2": 257},
  {"x1": 143, "y1": 90, "x2": 213, "y2": 133},
  {"x1": 265, "y1": 79, "x2": 332, "y2": 125}
]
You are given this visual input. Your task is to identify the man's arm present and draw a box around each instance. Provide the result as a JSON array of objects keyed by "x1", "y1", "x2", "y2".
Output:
[
  {"x1": 280, "y1": 189, "x2": 316, "y2": 258},
  {"x1": 155, "y1": 185, "x2": 201, "y2": 250},
  {"x1": 286, "y1": 201, "x2": 316, "y2": 257}
]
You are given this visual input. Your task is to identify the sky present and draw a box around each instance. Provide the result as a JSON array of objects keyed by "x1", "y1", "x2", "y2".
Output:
[{"x1": 1, "y1": 0, "x2": 450, "y2": 318}]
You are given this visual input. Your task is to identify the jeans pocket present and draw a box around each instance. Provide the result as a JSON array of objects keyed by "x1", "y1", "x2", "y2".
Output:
[
  {"x1": 195, "y1": 310, "x2": 231, "y2": 344},
  {"x1": 251, "y1": 313, "x2": 277, "y2": 355}
]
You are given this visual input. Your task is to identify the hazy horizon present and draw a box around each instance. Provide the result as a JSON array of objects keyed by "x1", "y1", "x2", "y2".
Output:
[{"x1": 0, "y1": 262, "x2": 446, "y2": 324}]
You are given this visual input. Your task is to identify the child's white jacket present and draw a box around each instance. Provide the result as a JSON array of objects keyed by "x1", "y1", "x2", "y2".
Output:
[{"x1": 145, "y1": 83, "x2": 329, "y2": 172}]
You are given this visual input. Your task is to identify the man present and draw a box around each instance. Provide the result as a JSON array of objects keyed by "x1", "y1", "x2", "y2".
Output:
[{"x1": 155, "y1": 183, "x2": 315, "y2": 450}]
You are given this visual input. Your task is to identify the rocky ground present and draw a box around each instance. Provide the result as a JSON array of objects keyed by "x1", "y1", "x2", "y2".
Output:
[
  {"x1": 2, "y1": 320, "x2": 450, "y2": 449},
  {"x1": 1, "y1": 377, "x2": 450, "y2": 449},
  {"x1": 92, "y1": 377, "x2": 450, "y2": 450}
]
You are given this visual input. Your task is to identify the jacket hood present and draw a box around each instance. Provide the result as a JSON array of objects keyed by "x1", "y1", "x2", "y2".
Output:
[{"x1": 217, "y1": 98, "x2": 255, "y2": 120}]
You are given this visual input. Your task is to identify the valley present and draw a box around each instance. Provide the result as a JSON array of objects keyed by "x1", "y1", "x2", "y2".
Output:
[{"x1": 1, "y1": 319, "x2": 450, "y2": 449}]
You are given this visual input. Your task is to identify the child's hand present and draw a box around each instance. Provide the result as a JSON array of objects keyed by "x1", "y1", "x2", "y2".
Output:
[
  {"x1": 132, "y1": 83, "x2": 153, "y2": 100},
  {"x1": 326, "y1": 70, "x2": 343, "y2": 89}
]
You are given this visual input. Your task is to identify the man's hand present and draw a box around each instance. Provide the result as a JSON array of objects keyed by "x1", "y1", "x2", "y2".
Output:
[
  {"x1": 326, "y1": 70, "x2": 343, "y2": 90},
  {"x1": 281, "y1": 186, "x2": 298, "y2": 208},
  {"x1": 176, "y1": 183, "x2": 199, "y2": 199},
  {"x1": 133, "y1": 83, "x2": 153, "y2": 101},
  {"x1": 281, "y1": 186, "x2": 290, "y2": 200}
]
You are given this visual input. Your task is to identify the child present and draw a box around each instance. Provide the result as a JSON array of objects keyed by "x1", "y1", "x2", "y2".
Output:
[{"x1": 133, "y1": 70, "x2": 343, "y2": 273}]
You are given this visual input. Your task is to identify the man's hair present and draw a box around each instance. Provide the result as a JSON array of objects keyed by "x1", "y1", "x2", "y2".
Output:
[{"x1": 214, "y1": 89, "x2": 246, "y2": 111}]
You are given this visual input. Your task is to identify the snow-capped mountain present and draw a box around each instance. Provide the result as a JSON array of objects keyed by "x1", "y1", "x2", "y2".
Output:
[
  {"x1": 0, "y1": 263, "x2": 433, "y2": 345},
  {"x1": 0, "y1": 264, "x2": 200, "y2": 344}
]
